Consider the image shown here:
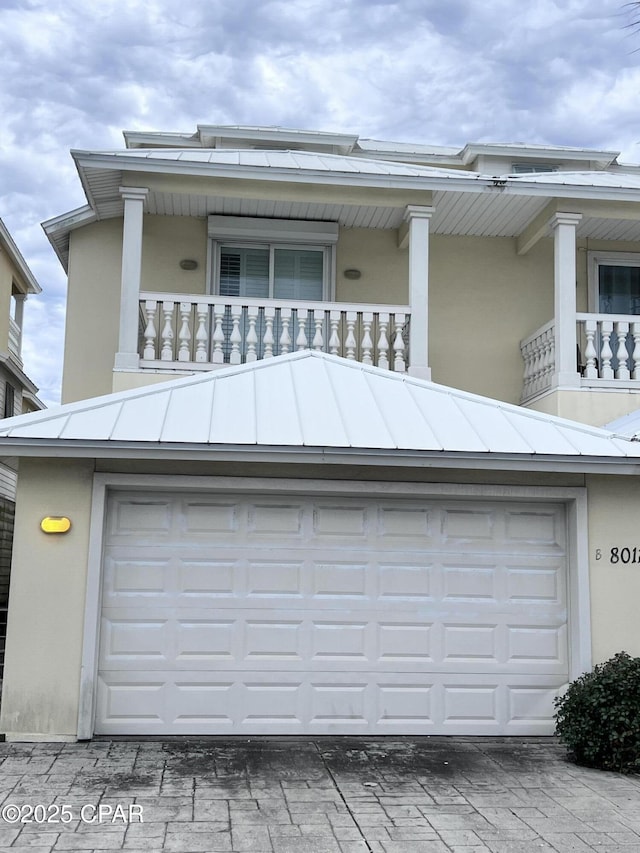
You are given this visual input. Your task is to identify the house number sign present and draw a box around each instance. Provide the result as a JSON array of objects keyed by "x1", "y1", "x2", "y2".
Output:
[{"x1": 595, "y1": 548, "x2": 640, "y2": 564}]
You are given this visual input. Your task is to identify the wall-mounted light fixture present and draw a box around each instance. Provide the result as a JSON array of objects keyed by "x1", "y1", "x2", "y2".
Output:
[
  {"x1": 41, "y1": 517, "x2": 72, "y2": 534},
  {"x1": 343, "y1": 268, "x2": 361, "y2": 280},
  {"x1": 179, "y1": 259, "x2": 199, "y2": 271}
]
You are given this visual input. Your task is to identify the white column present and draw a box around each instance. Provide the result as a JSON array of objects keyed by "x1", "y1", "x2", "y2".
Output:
[
  {"x1": 114, "y1": 187, "x2": 148, "y2": 370},
  {"x1": 550, "y1": 212, "x2": 582, "y2": 388},
  {"x1": 404, "y1": 205, "x2": 434, "y2": 381}
]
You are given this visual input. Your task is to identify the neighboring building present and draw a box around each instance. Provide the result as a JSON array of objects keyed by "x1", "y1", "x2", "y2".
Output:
[
  {"x1": 3, "y1": 125, "x2": 640, "y2": 740},
  {"x1": 0, "y1": 219, "x2": 44, "y2": 675}
]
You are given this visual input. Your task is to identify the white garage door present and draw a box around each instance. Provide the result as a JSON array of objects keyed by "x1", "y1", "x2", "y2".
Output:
[{"x1": 95, "y1": 491, "x2": 569, "y2": 735}]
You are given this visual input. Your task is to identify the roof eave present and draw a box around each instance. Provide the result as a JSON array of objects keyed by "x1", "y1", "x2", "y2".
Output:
[
  {"x1": 71, "y1": 150, "x2": 640, "y2": 202},
  {"x1": 1, "y1": 439, "x2": 640, "y2": 474},
  {"x1": 0, "y1": 220, "x2": 42, "y2": 294}
]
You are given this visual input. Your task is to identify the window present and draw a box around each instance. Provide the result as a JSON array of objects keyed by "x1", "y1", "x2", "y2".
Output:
[
  {"x1": 589, "y1": 253, "x2": 640, "y2": 315},
  {"x1": 586, "y1": 253, "x2": 640, "y2": 374},
  {"x1": 511, "y1": 163, "x2": 559, "y2": 175},
  {"x1": 219, "y1": 246, "x2": 325, "y2": 302},
  {"x1": 3, "y1": 384, "x2": 14, "y2": 419},
  {"x1": 208, "y1": 215, "x2": 338, "y2": 301}
]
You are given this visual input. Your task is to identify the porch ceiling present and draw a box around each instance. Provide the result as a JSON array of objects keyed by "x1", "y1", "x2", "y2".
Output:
[
  {"x1": 82, "y1": 177, "x2": 640, "y2": 243},
  {"x1": 44, "y1": 151, "x2": 640, "y2": 271}
]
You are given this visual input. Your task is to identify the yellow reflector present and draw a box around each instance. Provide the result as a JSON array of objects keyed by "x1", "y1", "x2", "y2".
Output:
[{"x1": 40, "y1": 517, "x2": 71, "y2": 534}]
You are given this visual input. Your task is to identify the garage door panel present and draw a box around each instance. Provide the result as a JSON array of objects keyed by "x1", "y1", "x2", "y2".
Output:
[
  {"x1": 97, "y1": 492, "x2": 569, "y2": 735},
  {"x1": 95, "y1": 670, "x2": 568, "y2": 735},
  {"x1": 100, "y1": 610, "x2": 567, "y2": 674}
]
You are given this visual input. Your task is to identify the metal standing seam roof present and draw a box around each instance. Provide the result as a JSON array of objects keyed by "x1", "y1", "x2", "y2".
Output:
[
  {"x1": 604, "y1": 409, "x2": 640, "y2": 439},
  {"x1": 72, "y1": 148, "x2": 483, "y2": 181},
  {"x1": 0, "y1": 351, "x2": 639, "y2": 459}
]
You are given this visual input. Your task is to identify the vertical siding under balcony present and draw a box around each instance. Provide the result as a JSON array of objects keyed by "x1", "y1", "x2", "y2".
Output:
[
  {"x1": 138, "y1": 293, "x2": 411, "y2": 372},
  {"x1": 8, "y1": 318, "x2": 21, "y2": 362}
]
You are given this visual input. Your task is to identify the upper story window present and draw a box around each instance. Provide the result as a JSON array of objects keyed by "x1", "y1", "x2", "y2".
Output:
[
  {"x1": 589, "y1": 253, "x2": 640, "y2": 315},
  {"x1": 208, "y1": 215, "x2": 338, "y2": 302},
  {"x1": 511, "y1": 163, "x2": 559, "y2": 175},
  {"x1": 3, "y1": 383, "x2": 14, "y2": 419},
  {"x1": 219, "y1": 246, "x2": 325, "y2": 301}
]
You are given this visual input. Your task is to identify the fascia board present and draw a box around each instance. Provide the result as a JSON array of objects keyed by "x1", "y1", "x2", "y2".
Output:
[
  {"x1": 2, "y1": 440, "x2": 640, "y2": 474},
  {"x1": 41, "y1": 206, "x2": 96, "y2": 235},
  {"x1": 71, "y1": 151, "x2": 492, "y2": 194},
  {"x1": 41, "y1": 206, "x2": 96, "y2": 272},
  {"x1": 197, "y1": 125, "x2": 359, "y2": 148},
  {"x1": 461, "y1": 143, "x2": 619, "y2": 165},
  {"x1": 123, "y1": 131, "x2": 200, "y2": 148},
  {"x1": 0, "y1": 220, "x2": 42, "y2": 294},
  {"x1": 0, "y1": 353, "x2": 40, "y2": 394},
  {"x1": 72, "y1": 151, "x2": 640, "y2": 203},
  {"x1": 501, "y1": 182, "x2": 640, "y2": 203}
]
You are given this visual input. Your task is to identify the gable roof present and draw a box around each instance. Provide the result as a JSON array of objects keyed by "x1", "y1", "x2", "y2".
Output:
[{"x1": 0, "y1": 352, "x2": 638, "y2": 470}]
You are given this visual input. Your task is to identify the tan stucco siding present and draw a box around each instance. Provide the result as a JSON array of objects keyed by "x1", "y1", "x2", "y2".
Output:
[
  {"x1": 586, "y1": 475, "x2": 640, "y2": 662},
  {"x1": 141, "y1": 216, "x2": 207, "y2": 295},
  {"x1": 0, "y1": 249, "x2": 16, "y2": 353},
  {"x1": 62, "y1": 221, "x2": 122, "y2": 403},
  {"x1": 336, "y1": 228, "x2": 408, "y2": 304},
  {"x1": 0, "y1": 459, "x2": 94, "y2": 739},
  {"x1": 429, "y1": 235, "x2": 554, "y2": 403},
  {"x1": 525, "y1": 389, "x2": 640, "y2": 427}
]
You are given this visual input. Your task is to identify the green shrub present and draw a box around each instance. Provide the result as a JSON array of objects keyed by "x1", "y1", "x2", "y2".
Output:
[{"x1": 554, "y1": 651, "x2": 640, "y2": 773}]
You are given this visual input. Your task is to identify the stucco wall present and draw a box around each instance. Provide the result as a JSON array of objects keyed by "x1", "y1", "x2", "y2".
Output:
[
  {"x1": 0, "y1": 458, "x2": 94, "y2": 740},
  {"x1": 336, "y1": 228, "x2": 408, "y2": 304},
  {"x1": 429, "y1": 235, "x2": 554, "y2": 402},
  {"x1": 63, "y1": 221, "x2": 122, "y2": 403},
  {"x1": 586, "y1": 474, "x2": 640, "y2": 662},
  {"x1": 525, "y1": 388, "x2": 640, "y2": 427},
  {"x1": 0, "y1": 247, "x2": 16, "y2": 353},
  {"x1": 141, "y1": 216, "x2": 207, "y2": 295}
]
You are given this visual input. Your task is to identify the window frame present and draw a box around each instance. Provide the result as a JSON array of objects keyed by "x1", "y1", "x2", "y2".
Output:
[
  {"x1": 587, "y1": 252, "x2": 640, "y2": 315},
  {"x1": 207, "y1": 215, "x2": 338, "y2": 301},
  {"x1": 3, "y1": 383, "x2": 15, "y2": 419}
]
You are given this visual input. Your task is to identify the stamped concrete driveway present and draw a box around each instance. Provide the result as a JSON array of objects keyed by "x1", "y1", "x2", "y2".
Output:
[{"x1": 0, "y1": 737, "x2": 639, "y2": 852}]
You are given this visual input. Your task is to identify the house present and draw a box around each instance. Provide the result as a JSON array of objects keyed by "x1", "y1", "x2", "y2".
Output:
[
  {"x1": 0, "y1": 219, "x2": 43, "y2": 678},
  {"x1": 3, "y1": 125, "x2": 640, "y2": 740}
]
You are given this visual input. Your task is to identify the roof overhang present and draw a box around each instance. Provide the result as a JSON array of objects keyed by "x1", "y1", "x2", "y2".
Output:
[
  {"x1": 2, "y1": 438, "x2": 640, "y2": 475},
  {"x1": 461, "y1": 142, "x2": 620, "y2": 169},
  {"x1": 43, "y1": 147, "x2": 640, "y2": 271},
  {"x1": 0, "y1": 219, "x2": 42, "y2": 295}
]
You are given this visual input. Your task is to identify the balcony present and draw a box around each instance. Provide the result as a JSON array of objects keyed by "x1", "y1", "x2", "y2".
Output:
[
  {"x1": 138, "y1": 292, "x2": 411, "y2": 373},
  {"x1": 521, "y1": 313, "x2": 640, "y2": 403}
]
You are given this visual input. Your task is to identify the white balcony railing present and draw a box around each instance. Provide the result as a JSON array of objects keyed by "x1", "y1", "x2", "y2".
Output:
[
  {"x1": 521, "y1": 313, "x2": 640, "y2": 402},
  {"x1": 520, "y1": 320, "x2": 555, "y2": 401},
  {"x1": 576, "y1": 313, "x2": 640, "y2": 382},
  {"x1": 138, "y1": 293, "x2": 411, "y2": 372}
]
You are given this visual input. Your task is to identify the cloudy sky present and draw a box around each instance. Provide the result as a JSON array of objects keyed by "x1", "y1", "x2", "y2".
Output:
[{"x1": 2, "y1": 0, "x2": 640, "y2": 405}]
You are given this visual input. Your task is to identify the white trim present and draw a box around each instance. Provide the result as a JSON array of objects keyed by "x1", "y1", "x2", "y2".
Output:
[
  {"x1": 207, "y1": 216, "x2": 337, "y2": 299},
  {"x1": 77, "y1": 478, "x2": 108, "y2": 740},
  {"x1": 587, "y1": 250, "x2": 640, "y2": 314},
  {"x1": 568, "y1": 490, "x2": 591, "y2": 679},
  {"x1": 77, "y1": 473, "x2": 591, "y2": 739},
  {"x1": 210, "y1": 242, "x2": 332, "y2": 300},
  {"x1": 207, "y1": 215, "x2": 339, "y2": 244}
]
